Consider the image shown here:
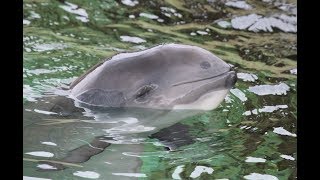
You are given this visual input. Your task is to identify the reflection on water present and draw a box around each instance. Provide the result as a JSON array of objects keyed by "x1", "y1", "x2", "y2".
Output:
[
  {"x1": 23, "y1": 0, "x2": 296, "y2": 179},
  {"x1": 23, "y1": 95, "x2": 205, "y2": 179}
]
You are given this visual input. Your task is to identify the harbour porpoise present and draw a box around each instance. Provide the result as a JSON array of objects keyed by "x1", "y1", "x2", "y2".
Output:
[
  {"x1": 24, "y1": 44, "x2": 237, "y2": 171},
  {"x1": 70, "y1": 43, "x2": 237, "y2": 110}
]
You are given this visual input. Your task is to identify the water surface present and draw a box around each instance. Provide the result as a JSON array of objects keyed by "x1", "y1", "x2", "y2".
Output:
[{"x1": 23, "y1": 0, "x2": 297, "y2": 179}]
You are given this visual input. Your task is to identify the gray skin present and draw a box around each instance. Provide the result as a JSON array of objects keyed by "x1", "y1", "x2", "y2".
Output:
[
  {"x1": 70, "y1": 43, "x2": 236, "y2": 110},
  {"x1": 25, "y1": 44, "x2": 237, "y2": 172}
]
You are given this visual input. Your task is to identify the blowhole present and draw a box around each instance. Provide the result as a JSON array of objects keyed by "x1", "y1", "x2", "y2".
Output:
[{"x1": 200, "y1": 61, "x2": 211, "y2": 69}]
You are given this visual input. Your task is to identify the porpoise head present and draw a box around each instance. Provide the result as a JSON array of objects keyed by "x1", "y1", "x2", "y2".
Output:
[{"x1": 70, "y1": 44, "x2": 237, "y2": 110}]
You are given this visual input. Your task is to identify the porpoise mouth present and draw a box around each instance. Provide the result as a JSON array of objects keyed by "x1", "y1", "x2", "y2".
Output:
[{"x1": 172, "y1": 70, "x2": 237, "y2": 87}]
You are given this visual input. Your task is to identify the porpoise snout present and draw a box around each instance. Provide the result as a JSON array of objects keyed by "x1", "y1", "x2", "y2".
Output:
[{"x1": 225, "y1": 71, "x2": 237, "y2": 88}]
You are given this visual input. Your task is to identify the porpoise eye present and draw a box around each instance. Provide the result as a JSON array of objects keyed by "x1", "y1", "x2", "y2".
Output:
[
  {"x1": 200, "y1": 61, "x2": 211, "y2": 69},
  {"x1": 135, "y1": 84, "x2": 158, "y2": 102}
]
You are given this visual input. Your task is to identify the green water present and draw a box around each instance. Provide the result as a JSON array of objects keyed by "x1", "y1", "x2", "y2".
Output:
[{"x1": 23, "y1": 0, "x2": 296, "y2": 179}]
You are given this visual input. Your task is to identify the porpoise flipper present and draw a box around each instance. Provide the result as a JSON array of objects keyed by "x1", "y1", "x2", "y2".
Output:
[
  {"x1": 62, "y1": 136, "x2": 111, "y2": 163},
  {"x1": 38, "y1": 136, "x2": 111, "y2": 171},
  {"x1": 150, "y1": 123, "x2": 195, "y2": 151}
]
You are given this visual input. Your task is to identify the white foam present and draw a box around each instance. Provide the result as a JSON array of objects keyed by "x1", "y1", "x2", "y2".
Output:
[
  {"x1": 225, "y1": 1, "x2": 252, "y2": 10},
  {"x1": 41, "y1": 142, "x2": 57, "y2": 146},
  {"x1": 190, "y1": 166, "x2": 214, "y2": 178},
  {"x1": 244, "y1": 173, "x2": 278, "y2": 180},
  {"x1": 139, "y1": 12, "x2": 159, "y2": 19},
  {"x1": 172, "y1": 165, "x2": 185, "y2": 179},
  {"x1": 25, "y1": 151, "x2": 54, "y2": 158},
  {"x1": 196, "y1": 30, "x2": 208, "y2": 35},
  {"x1": 258, "y1": 105, "x2": 288, "y2": 113},
  {"x1": 121, "y1": 117, "x2": 139, "y2": 124},
  {"x1": 290, "y1": 68, "x2": 297, "y2": 75},
  {"x1": 75, "y1": 16, "x2": 89, "y2": 23},
  {"x1": 62, "y1": 16, "x2": 69, "y2": 20},
  {"x1": 273, "y1": 127, "x2": 296, "y2": 137},
  {"x1": 25, "y1": 48, "x2": 32, "y2": 52},
  {"x1": 248, "y1": 83, "x2": 290, "y2": 96},
  {"x1": 163, "y1": 12, "x2": 171, "y2": 17},
  {"x1": 174, "y1": 13, "x2": 183, "y2": 18},
  {"x1": 37, "y1": 164, "x2": 57, "y2": 170},
  {"x1": 243, "y1": 105, "x2": 288, "y2": 116},
  {"x1": 23, "y1": 19, "x2": 31, "y2": 25},
  {"x1": 112, "y1": 173, "x2": 147, "y2": 177},
  {"x1": 217, "y1": 21, "x2": 231, "y2": 28},
  {"x1": 121, "y1": 0, "x2": 139, "y2": 7},
  {"x1": 252, "y1": 109, "x2": 258, "y2": 115},
  {"x1": 280, "y1": 154, "x2": 295, "y2": 161},
  {"x1": 32, "y1": 43, "x2": 67, "y2": 52},
  {"x1": 248, "y1": 17, "x2": 296, "y2": 33},
  {"x1": 34, "y1": 109, "x2": 58, "y2": 115},
  {"x1": 237, "y1": 73, "x2": 258, "y2": 82},
  {"x1": 277, "y1": 4, "x2": 297, "y2": 15},
  {"x1": 120, "y1": 35, "x2": 146, "y2": 44},
  {"x1": 23, "y1": 85, "x2": 42, "y2": 102},
  {"x1": 231, "y1": 14, "x2": 297, "y2": 33},
  {"x1": 25, "y1": 69, "x2": 55, "y2": 75},
  {"x1": 160, "y1": 7, "x2": 176, "y2": 13},
  {"x1": 59, "y1": 2, "x2": 89, "y2": 22},
  {"x1": 230, "y1": 88, "x2": 247, "y2": 102},
  {"x1": 196, "y1": 137, "x2": 212, "y2": 142},
  {"x1": 129, "y1": 14, "x2": 135, "y2": 18},
  {"x1": 243, "y1": 111, "x2": 251, "y2": 116},
  {"x1": 245, "y1": 157, "x2": 266, "y2": 163},
  {"x1": 23, "y1": 176, "x2": 51, "y2": 180},
  {"x1": 224, "y1": 94, "x2": 233, "y2": 103},
  {"x1": 157, "y1": 18, "x2": 164, "y2": 22},
  {"x1": 153, "y1": 141, "x2": 164, "y2": 146},
  {"x1": 190, "y1": 32, "x2": 197, "y2": 36},
  {"x1": 240, "y1": 126, "x2": 247, "y2": 129},
  {"x1": 73, "y1": 171, "x2": 100, "y2": 179},
  {"x1": 231, "y1": 14, "x2": 262, "y2": 30},
  {"x1": 160, "y1": 7, "x2": 181, "y2": 18},
  {"x1": 276, "y1": 14, "x2": 297, "y2": 24},
  {"x1": 30, "y1": 11, "x2": 41, "y2": 19}
]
